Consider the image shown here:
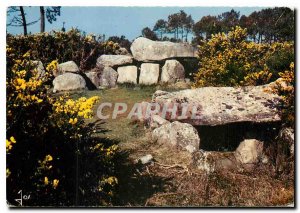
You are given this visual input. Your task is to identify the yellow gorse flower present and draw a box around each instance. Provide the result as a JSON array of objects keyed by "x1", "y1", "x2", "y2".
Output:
[
  {"x1": 53, "y1": 96, "x2": 100, "y2": 119},
  {"x1": 6, "y1": 168, "x2": 11, "y2": 178},
  {"x1": 53, "y1": 179, "x2": 59, "y2": 189},
  {"x1": 22, "y1": 51, "x2": 31, "y2": 58},
  {"x1": 6, "y1": 136, "x2": 16, "y2": 152},
  {"x1": 44, "y1": 177, "x2": 49, "y2": 185},
  {"x1": 69, "y1": 118, "x2": 78, "y2": 125},
  {"x1": 193, "y1": 26, "x2": 294, "y2": 88},
  {"x1": 45, "y1": 155, "x2": 53, "y2": 162}
]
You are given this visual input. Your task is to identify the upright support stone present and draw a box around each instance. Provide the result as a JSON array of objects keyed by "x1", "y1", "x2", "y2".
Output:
[
  {"x1": 161, "y1": 59, "x2": 185, "y2": 83},
  {"x1": 117, "y1": 65, "x2": 138, "y2": 84},
  {"x1": 99, "y1": 67, "x2": 118, "y2": 88},
  {"x1": 152, "y1": 121, "x2": 200, "y2": 153},
  {"x1": 85, "y1": 71, "x2": 101, "y2": 88},
  {"x1": 53, "y1": 73, "x2": 86, "y2": 93},
  {"x1": 139, "y1": 63, "x2": 160, "y2": 85},
  {"x1": 234, "y1": 139, "x2": 264, "y2": 164}
]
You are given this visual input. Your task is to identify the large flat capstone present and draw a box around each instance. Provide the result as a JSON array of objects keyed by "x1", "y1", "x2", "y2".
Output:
[
  {"x1": 97, "y1": 55, "x2": 133, "y2": 67},
  {"x1": 130, "y1": 37, "x2": 197, "y2": 62},
  {"x1": 152, "y1": 85, "x2": 281, "y2": 126}
]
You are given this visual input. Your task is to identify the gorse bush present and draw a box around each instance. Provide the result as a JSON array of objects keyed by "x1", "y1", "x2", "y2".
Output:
[
  {"x1": 268, "y1": 62, "x2": 295, "y2": 128},
  {"x1": 6, "y1": 28, "x2": 120, "y2": 71},
  {"x1": 6, "y1": 48, "x2": 118, "y2": 206},
  {"x1": 193, "y1": 26, "x2": 294, "y2": 87}
]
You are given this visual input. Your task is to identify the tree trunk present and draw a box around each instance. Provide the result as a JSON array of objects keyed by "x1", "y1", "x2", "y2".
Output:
[
  {"x1": 40, "y1": 6, "x2": 45, "y2": 32},
  {"x1": 19, "y1": 6, "x2": 27, "y2": 35}
]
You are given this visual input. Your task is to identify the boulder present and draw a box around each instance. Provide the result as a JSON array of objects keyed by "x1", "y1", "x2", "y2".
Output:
[
  {"x1": 139, "y1": 63, "x2": 160, "y2": 85},
  {"x1": 152, "y1": 85, "x2": 281, "y2": 126},
  {"x1": 99, "y1": 67, "x2": 118, "y2": 88},
  {"x1": 53, "y1": 73, "x2": 86, "y2": 92},
  {"x1": 56, "y1": 61, "x2": 79, "y2": 76},
  {"x1": 152, "y1": 121, "x2": 200, "y2": 153},
  {"x1": 234, "y1": 139, "x2": 264, "y2": 164},
  {"x1": 278, "y1": 127, "x2": 294, "y2": 155},
  {"x1": 135, "y1": 154, "x2": 154, "y2": 165},
  {"x1": 117, "y1": 66, "x2": 137, "y2": 84},
  {"x1": 148, "y1": 114, "x2": 170, "y2": 129},
  {"x1": 193, "y1": 151, "x2": 240, "y2": 173},
  {"x1": 130, "y1": 37, "x2": 196, "y2": 62},
  {"x1": 32, "y1": 60, "x2": 45, "y2": 78},
  {"x1": 161, "y1": 60, "x2": 185, "y2": 83},
  {"x1": 85, "y1": 71, "x2": 101, "y2": 88},
  {"x1": 97, "y1": 55, "x2": 133, "y2": 67},
  {"x1": 90, "y1": 66, "x2": 104, "y2": 73}
]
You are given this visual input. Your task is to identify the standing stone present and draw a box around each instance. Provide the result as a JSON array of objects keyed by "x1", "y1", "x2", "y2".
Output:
[
  {"x1": 97, "y1": 55, "x2": 133, "y2": 67},
  {"x1": 56, "y1": 61, "x2": 79, "y2": 76},
  {"x1": 161, "y1": 60, "x2": 185, "y2": 83},
  {"x1": 117, "y1": 66, "x2": 137, "y2": 84},
  {"x1": 234, "y1": 139, "x2": 264, "y2": 164},
  {"x1": 152, "y1": 121, "x2": 200, "y2": 153},
  {"x1": 100, "y1": 67, "x2": 118, "y2": 88},
  {"x1": 85, "y1": 72, "x2": 101, "y2": 88},
  {"x1": 139, "y1": 63, "x2": 160, "y2": 85},
  {"x1": 130, "y1": 37, "x2": 196, "y2": 61},
  {"x1": 278, "y1": 127, "x2": 294, "y2": 155},
  {"x1": 53, "y1": 73, "x2": 86, "y2": 92}
]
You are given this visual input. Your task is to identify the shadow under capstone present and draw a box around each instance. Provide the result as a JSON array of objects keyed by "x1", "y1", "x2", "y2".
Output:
[{"x1": 195, "y1": 121, "x2": 282, "y2": 152}]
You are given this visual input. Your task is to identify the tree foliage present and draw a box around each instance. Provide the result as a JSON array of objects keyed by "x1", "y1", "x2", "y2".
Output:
[
  {"x1": 193, "y1": 7, "x2": 294, "y2": 43},
  {"x1": 40, "y1": 6, "x2": 61, "y2": 32},
  {"x1": 153, "y1": 19, "x2": 168, "y2": 39},
  {"x1": 142, "y1": 10, "x2": 194, "y2": 42},
  {"x1": 141, "y1": 27, "x2": 158, "y2": 41}
]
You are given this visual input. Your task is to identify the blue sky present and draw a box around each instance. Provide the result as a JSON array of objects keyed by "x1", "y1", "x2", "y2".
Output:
[{"x1": 6, "y1": 6, "x2": 265, "y2": 41}]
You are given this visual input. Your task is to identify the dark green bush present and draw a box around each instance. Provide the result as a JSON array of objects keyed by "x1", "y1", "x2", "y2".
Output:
[{"x1": 6, "y1": 29, "x2": 120, "y2": 71}]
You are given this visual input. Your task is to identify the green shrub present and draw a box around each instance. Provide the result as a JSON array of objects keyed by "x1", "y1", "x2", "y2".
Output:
[
  {"x1": 6, "y1": 29, "x2": 120, "y2": 71},
  {"x1": 6, "y1": 48, "x2": 118, "y2": 206},
  {"x1": 193, "y1": 26, "x2": 294, "y2": 87}
]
